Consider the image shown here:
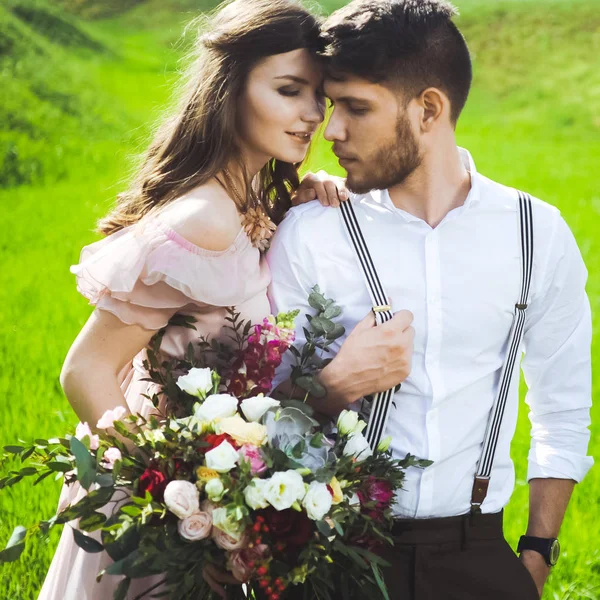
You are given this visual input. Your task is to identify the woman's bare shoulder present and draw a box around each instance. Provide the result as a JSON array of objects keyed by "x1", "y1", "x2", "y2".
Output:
[{"x1": 157, "y1": 180, "x2": 242, "y2": 252}]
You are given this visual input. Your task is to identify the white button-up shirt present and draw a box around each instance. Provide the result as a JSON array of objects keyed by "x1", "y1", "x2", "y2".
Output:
[{"x1": 267, "y1": 148, "x2": 593, "y2": 519}]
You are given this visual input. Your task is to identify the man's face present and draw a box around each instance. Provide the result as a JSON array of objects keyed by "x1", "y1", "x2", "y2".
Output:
[{"x1": 324, "y1": 75, "x2": 422, "y2": 194}]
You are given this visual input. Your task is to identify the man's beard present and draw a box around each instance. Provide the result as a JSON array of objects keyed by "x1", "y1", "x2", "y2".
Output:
[{"x1": 345, "y1": 114, "x2": 422, "y2": 194}]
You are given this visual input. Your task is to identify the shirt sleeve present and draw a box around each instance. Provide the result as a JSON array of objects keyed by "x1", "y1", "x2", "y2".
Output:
[
  {"x1": 265, "y1": 212, "x2": 316, "y2": 391},
  {"x1": 522, "y1": 212, "x2": 594, "y2": 483}
]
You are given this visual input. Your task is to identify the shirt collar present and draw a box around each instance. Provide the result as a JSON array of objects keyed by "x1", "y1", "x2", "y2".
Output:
[{"x1": 364, "y1": 147, "x2": 481, "y2": 221}]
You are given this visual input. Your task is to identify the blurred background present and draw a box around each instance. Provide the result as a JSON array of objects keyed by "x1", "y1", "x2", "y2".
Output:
[{"x1": 0, "y1": 0, "x2": 598, "y2": 598}]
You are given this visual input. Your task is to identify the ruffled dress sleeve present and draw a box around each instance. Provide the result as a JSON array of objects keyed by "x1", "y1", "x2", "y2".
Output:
[{"x1": 69, "y1": 217, "x2": 269, "y2": 330}]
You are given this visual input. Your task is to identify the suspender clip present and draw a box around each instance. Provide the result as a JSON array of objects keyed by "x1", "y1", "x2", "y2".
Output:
[
  {"x1": 372, "y1": 304, "x2": 392, "y2": 313},
  {"x1": 515, "y1": 303, "x2": 528, "y2": 310}
]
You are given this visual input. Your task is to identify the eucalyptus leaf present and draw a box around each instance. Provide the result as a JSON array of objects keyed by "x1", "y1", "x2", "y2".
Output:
[
  {"x1": 33, "y1": 470, "x2": 53, "y2": 486},
  {"x1": 72, "y1": 528, "x2": 104, "y2": 553},
  {"x1": 70, "y1": 437, "x2": 97, "y2": 490},
  {"x1": 323, "y1": 305, "x2": 342, "y2": 319},
  {"x1": 0, "y1": 526, "x2": 26, "y2": 563},
  {"x1": 3, "y1": 446, "x2": 24, "y2": 454},
  {"x1": 95, "y1": 473, "x2": 114, "y2": 487},
  {"x1": 295, "y1": 376, "x2": 326, "y2": 398},
  {"x1": 47, "y1": 461, "x2": 72, "y2": 473},
  {"x1": 114, "y1": 577, "x2": 131, "y2": 600},
  {"x1": 326, "y1": 324, "x2": 345, "y2": 340},
  {"x1": 79, "y1": 512, "x2": 107, "y2": 532}
]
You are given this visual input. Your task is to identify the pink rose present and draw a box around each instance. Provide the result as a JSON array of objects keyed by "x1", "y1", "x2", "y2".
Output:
[
  {"x1": 178, "y1": 511, "x2": 213, "y2": 541},
  {"x1": 101, "y1": 447, "x2": 122, "y2": 470},
  {"x1": 75, "y1": 422, "x2": 99, "y2": 450},
  {"x1": 239, "y1": 444, "x2": 267, "y2": 475},
  {"x1": 96, "y1": 406, "x2": 127, "y2": 430},
  {"x1": 212, "y1": 527, "x2": 248, "y2": 551},
  {"x1": 227, "y1": 544, "x2": 269, "y2": 582}
]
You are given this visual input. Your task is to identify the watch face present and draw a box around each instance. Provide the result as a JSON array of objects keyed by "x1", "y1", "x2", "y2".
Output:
[{"x1": 549, "y1": 539, "x2": 561, "y2": 566}]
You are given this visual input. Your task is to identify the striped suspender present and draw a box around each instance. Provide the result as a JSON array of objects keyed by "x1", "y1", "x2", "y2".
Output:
[
  {"x1": 339, "y1": 190, "x2": 534, "y2": 495},
  {"x1": 339, "y1": 200, "x2": 395, "y2": 450},
  {"x1": 471, "y1": 191, "x2": 534, "y2": 514}
]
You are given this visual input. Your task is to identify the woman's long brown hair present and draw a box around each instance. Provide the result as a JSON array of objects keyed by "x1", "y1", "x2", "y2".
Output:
[{"x1": 97, "y1": 0, "x2": 321, "y2": 236}]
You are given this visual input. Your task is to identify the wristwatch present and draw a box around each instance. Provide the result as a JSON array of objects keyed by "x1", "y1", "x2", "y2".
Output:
[{"x1": 517, "y1": 535, "x2": 561, "y2": 566}]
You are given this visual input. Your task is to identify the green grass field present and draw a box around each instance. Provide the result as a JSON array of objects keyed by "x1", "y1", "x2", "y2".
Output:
[{"x1": 0, "y1": 0, "x2": 598, "y2": 598}]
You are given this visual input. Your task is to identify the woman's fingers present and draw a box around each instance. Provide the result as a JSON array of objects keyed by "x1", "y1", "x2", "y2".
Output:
[
  {"x1": 293, "y1": 171, "x2": 349, "y2": 208},
  {"x1": 202, "y1": 566, "x2": 226, "y2": 599}
]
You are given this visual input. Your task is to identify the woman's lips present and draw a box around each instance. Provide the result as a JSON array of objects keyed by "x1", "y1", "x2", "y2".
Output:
[{"x1": 286, "y1": 131, "x2": 312, "y2": 143}]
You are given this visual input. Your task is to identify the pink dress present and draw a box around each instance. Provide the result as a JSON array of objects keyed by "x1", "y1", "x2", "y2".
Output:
[{"x1": 38, "y1": 214, "x2": 271, "y2": 600}]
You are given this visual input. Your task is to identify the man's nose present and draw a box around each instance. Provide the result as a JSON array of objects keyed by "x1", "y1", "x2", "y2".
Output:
[{"x1": 324, "y1": 111, "x2": 346, "y2": 142}]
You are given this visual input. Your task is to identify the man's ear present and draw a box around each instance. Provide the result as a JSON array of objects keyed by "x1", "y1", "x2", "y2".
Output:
[{"x1": 418, "y1": 87, "x2": 448, "y2": 131}]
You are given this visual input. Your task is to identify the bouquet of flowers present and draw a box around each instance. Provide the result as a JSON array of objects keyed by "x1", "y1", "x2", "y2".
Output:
[{"x1": 0, "y1": 288, "x2": 431, "y2": 600}]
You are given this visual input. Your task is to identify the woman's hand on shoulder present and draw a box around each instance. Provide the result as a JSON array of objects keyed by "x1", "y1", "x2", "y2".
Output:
[
  {"x1": 158, "y1": 183, "x2": 242, "y2": 252},
  {"x1": 292, "y1": 170, "x2": 349, "y2": 208}
]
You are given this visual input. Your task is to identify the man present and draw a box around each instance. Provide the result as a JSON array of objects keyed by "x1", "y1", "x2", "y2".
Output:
[{"x1": 266, "y1": 0, "x2": 593, "y2": 598}]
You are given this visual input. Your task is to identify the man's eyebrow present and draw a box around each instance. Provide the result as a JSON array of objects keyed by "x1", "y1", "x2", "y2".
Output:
[
  {"x1": 330, "y1": 96, "x2": 371, "y2": 104},
  {"x1": 274, "y1": 75, "x2": 310, "y2": 85}
]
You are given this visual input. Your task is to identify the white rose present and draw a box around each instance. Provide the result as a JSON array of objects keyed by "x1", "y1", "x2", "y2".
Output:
[
  {"x1": 212, "y1": 507, "x2": 244, "y2": 540},
  {"x1": 264, "y1": 470, "x2": 306, "y2": 511},
  {"x1": 164, "y1": 480, "x2": 200, "y2": 519},
  {"x1": 194, "y1": 394, "x2": 238, "y2": 422},
  {"x1": 177, "y1": 511, "x2": 212, "y2": 541},
  {"x1": 302, "y1": 481, "x2": 333, "y2": 521},
  {"x1": 243, "y1": 479, "x2": 269, "y2": 510},
  {"x1": 205, "y1": 440, "x2": 239, "y2": 473},
  {"x1": 336, "y1": 409, "x2": 366, "y2": 437},
  {"x1": 342, "y1": 432, "x2": 373, "y2": 461},
  {"x1": 240, "y1": 395, "x2": 280, "y2": 423},
  {"x1": 205, "y1": 478, "x2": 225, "y2": 502},
  {"x1": 176, "y1": 368, "x2": 214, "y2": 399}
]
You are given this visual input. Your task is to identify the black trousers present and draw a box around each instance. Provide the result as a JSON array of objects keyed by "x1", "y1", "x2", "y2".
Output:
[
  {"x1": 378, "y1": 510, "x2": 540, "y2": 600},
  {"x1": 252, "y1": 510, "x2": 540, "y2": 600}
]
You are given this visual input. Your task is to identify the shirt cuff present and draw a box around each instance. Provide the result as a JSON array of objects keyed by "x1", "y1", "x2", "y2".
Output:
[{"x1": 527, "y1": 443, "x2": 594, "y2": 483}]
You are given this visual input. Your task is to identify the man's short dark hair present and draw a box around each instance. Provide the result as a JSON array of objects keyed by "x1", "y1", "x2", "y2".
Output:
[{"x1": 319, "y1": 0, "x2": 472, "y2": 123}]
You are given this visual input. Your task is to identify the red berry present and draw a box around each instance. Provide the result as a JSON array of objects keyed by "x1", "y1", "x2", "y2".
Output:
[
  {"x1": 262, "y1": 525, "x2": 269, "y2": 533},
  {"x1": 271, "y1": 594, "x2": 280, "y2": 600},
  {"x1": 253, "y1": 523, "x2": 262, "y2": 532},
  {"x1": 256, "y1": 515, "x2": 265, "y2": 523},
  {"x1": 248, "y1": 561, "x2": 255, "y2": 568},
  {"x1": 255, "y1": 537, "x2": 262, "y2": 544},
  {"x1": 259, "y1": 579, "x2": 269, "y2": 588},
  {"x1": 266, "y1": 587, "x2": 273, "y2": 595},
  {"x1": 257, "y1": 566, "x2": 268, "y2": 577}
]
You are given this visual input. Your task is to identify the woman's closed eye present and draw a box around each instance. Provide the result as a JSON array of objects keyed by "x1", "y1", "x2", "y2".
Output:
[{"x1": 278, "y1": 87, "x2": 300, "y2": 97}]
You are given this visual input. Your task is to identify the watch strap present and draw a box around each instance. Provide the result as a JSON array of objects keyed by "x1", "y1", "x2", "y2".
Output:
[{"x1": 517, "y1": 535, "x2": 558, "y2": 566}]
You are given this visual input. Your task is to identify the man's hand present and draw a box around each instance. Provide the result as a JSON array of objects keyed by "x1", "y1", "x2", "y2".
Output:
[
  {"x1": 520, "y1": 551, "x2": 549, "y2": 598},
  {"x1": 202, "y1": 563, "x2": 240, "y2": 599},
  {"x1": 318, "y1": 309, "x2": 415, "y2": 415},
  {"x1": 292, "y1": 170, "x2": 348, "y2": 208}
]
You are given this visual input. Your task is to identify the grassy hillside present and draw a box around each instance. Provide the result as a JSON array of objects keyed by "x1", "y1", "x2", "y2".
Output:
[{"x1": 0, "y1": 0, "x2": 598, "y2": 598}]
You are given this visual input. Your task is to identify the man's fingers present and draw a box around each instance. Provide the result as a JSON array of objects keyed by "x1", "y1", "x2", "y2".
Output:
[
  {"x1": 351, "y1": 312, "x2": 378, "y2": 335},
  {"x1": 391, "y1": 309, "x2": 414, "y2": 330}
]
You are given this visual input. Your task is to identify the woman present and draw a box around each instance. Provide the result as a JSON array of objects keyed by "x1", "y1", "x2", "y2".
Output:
[{"x1": 37, "y1": 1, "x2": 338, "y2": 598}]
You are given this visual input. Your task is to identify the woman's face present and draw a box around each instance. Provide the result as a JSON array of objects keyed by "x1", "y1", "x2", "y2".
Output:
[{"x1": 237, "y1": 48, "x2": 325, "y2": 171}]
